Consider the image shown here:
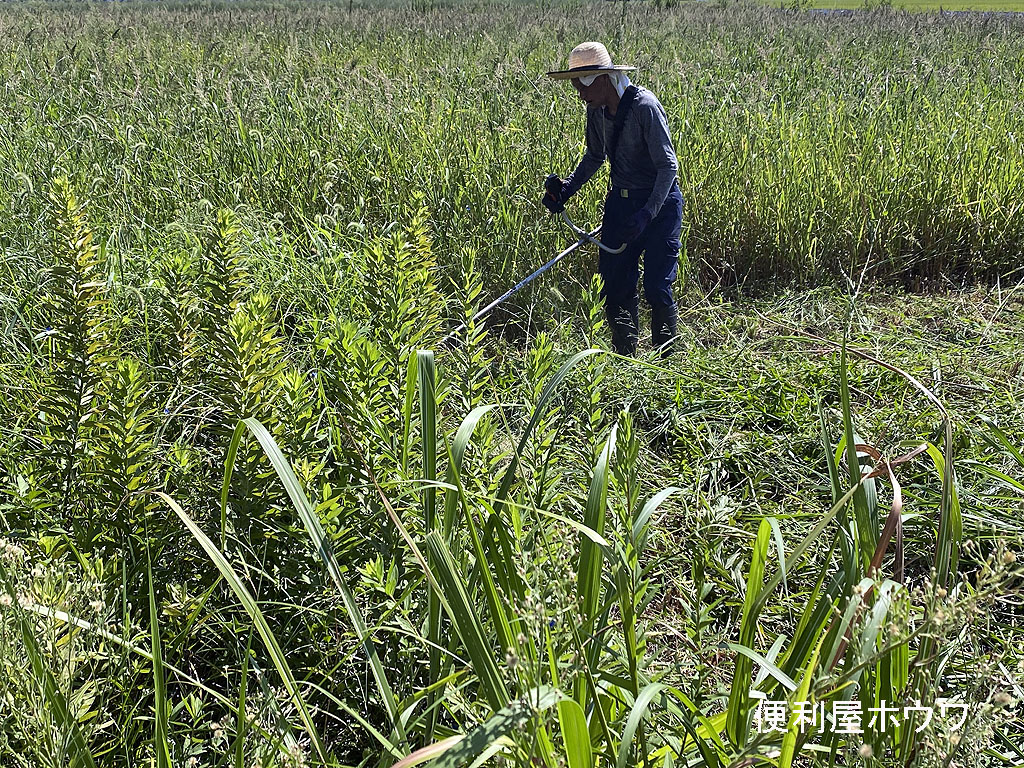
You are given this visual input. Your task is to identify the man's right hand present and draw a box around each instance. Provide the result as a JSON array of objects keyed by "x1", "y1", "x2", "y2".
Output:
[{"x1": 542, "y1": 173, "x2": 566, "y2": 213}]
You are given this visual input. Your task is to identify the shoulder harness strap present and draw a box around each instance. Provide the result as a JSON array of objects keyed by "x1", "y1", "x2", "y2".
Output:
[{"x1": 607, "y1": 85, "x2": 639, "y2": 177}]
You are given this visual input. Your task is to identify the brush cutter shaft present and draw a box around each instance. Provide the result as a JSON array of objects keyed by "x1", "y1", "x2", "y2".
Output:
[
  {"x1": 442, "y1": 224, "x2": 601, "y2": 343},
  {"x1": 442, "y1": 214, "x2": 622, "y2": 343},
  {"x1": 560, "y1": 211, "x2": 627, "y2": 254}
]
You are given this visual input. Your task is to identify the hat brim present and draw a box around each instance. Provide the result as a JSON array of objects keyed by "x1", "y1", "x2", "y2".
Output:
[{"x1": 547, "y1": 65, "x2": 635, "y2": 80}]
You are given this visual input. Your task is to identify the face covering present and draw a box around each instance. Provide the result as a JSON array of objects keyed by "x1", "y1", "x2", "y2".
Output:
[
  {"x1": 610, "y1": 72, "x2": 632, "y2": 97},
  {"x1": 577, "y1": 72, "x2": 632, "y2": 97}
]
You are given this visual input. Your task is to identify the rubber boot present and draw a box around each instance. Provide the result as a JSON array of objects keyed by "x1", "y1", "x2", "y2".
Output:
[
  {"x1": 607, "y1": 303, "x2": 639, "y2": 356},
  {"x1": 651, "y1": 302, "x2": 678, "y2": 358}
]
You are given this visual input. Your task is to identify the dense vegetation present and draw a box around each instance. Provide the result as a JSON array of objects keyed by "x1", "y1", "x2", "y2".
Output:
[{"x1": 0, "y1": 2, "x2": 1022, "y2": 767}]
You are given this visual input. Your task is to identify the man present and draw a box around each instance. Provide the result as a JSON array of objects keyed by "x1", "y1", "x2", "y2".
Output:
[{"x1": 544, "y1": 41, "x2": 683, "y2": 357}]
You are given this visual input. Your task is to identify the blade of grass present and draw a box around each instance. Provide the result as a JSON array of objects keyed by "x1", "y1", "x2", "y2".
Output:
[
  {"x1": 925, "y1": 442, "x2": 961, "y2": 590},
  {"x1": 725, "y1": 643, "x2": 798, "y2": 694},
  {"x1": 443, "y1": 452, "x2": 515, "y2": 656},
  {"x1": 157, "y1": 492, "x2": 330, "y2": 765},
  {"x1": 425, "y1": 530, "x2": 510, "y2": 712},
  {"x1": 239, "y1": 417, "x2": 409, "y2": 750},
  {"x1": 616, "y1": 682, "x2": 673, "y2": 768},
  {"x1": 979, "y1": 415, "x2": 1024, "y2": 469},
  {"x1": 443, "y1": 404, "x2": 499, "y2": 538},
  {"x1": 147, "y1": 545, "x2": 172, "y2": 768},
  {"x1": 401, "y1": 349, "x2": 419, "y2": 475},
  {"x1": 841, "y1": 346, "x2": 876, "y2": 572},
  {"x1": 558, "y1": 699, "x2": 592, "y2": 768},
  {"x1": 234, "y1": 630, "x2": 253, "y2": 768},
  {"x1": 577, "y1": 424, "x2": 618, "y2": 631},
  {"x1": 779, "y1": 628, "x2": 826, "y2": 768},
  {"x1": 726, "y1": 516, "x2": 771, "y2": 749},
  {"x1": 574, "y1": 423, "x2": 618, "y2": 707},
  {"x1": 635, "y1": 686, "x2": 725, "y2": 766},
  {"x1": 221, "y1": 420, "x2": 246, "y2": 548},
  {"x1": 389, "y1": 735, "x2": 465, "y2": 768},
  {"x1": 419, "y1": 350, "x2": 442, "y2": 744},
  {"x1": 820, "y1": 402, "x2": 857, "y2": 596},
  {"x1": 749, "y1": 477, "x2": 869, "y2": 623},
  {"x1": 766, "y1": 517, "x2": 789, "y2": 600},
  {"x1": 419, "y1": 350, "x2": 438, "y2": 532}
]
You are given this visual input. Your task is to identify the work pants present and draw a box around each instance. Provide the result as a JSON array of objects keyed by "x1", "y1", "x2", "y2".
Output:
[{"x1": 598, "y1": 181, "x2": 683, "y2": 356}]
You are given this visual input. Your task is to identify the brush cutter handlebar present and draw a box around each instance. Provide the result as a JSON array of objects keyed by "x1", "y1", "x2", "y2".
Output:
[{"x1": 560, "y1": 210, "x2": 626, "y2": 254}]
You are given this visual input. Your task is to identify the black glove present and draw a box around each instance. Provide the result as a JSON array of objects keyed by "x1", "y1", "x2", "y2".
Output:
[
  {"x1": 542, "y1": 173, "x2": 567, "y2": 213},
  {"x1": 621, "y1": 208, "x2": 653, "y2": 242}
]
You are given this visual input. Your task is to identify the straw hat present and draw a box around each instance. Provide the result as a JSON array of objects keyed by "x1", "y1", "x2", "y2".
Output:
[{"x1": 546, "y1": 41, "x2": 635, "y2": 80}]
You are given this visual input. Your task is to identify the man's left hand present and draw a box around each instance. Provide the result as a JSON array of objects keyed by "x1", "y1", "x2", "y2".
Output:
[{"x1": 622, "y1": 209, "x2": 653, "y2": 242}]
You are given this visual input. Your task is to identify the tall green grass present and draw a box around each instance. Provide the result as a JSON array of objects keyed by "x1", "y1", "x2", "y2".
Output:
[
  {"x1": 0, "y1": 183, "x2": 1021, "y2": 764},
  {"x1": 0, "y1": 2, "x2": 1022, "y2": 299},
  {"x1": 0, "y1": 2, "x2": 1023, "y2": 766}
]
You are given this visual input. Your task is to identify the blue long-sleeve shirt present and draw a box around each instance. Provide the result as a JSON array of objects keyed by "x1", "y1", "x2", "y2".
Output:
[{"x1": 563, "y1": 86, "x2": 679, "y2": 219}]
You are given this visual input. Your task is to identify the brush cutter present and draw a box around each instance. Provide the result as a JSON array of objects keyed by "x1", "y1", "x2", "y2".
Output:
[{"x1": 442, "y1": 211, "x2": 625, "y2": 343}]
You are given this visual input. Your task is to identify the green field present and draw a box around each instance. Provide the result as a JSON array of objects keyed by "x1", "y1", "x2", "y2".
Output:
[{"x1": 1, "y1": 2, "x2": 1022, "y2": 767}]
